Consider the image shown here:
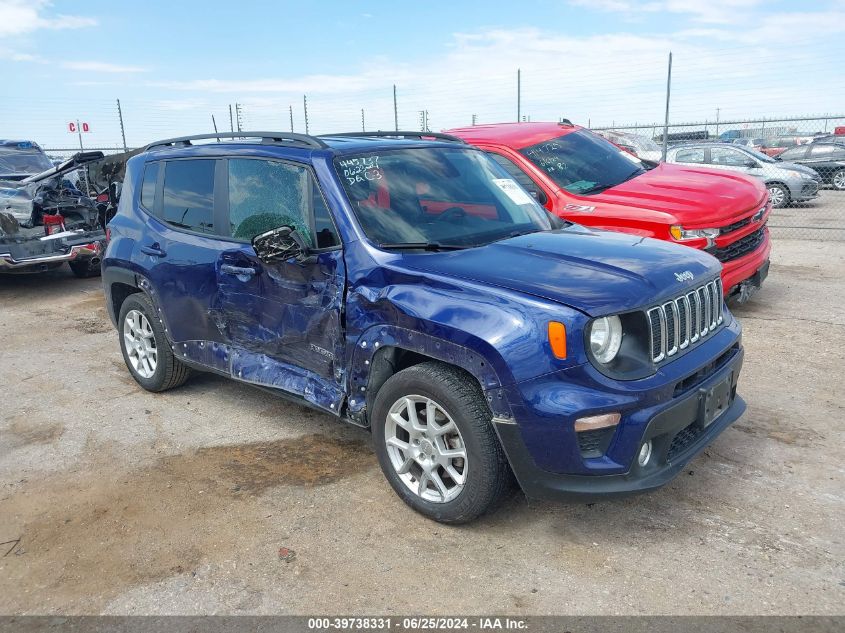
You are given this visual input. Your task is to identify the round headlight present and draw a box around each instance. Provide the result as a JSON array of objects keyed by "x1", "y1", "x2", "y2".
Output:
[{"x1": 589, "y1": 315, "x2": 623, "y2": 364}]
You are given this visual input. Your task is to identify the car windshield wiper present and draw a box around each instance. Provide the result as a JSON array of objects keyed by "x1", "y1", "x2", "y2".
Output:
[{"x1": 377, "y1": 242, "x2": 467, "y2": 251}]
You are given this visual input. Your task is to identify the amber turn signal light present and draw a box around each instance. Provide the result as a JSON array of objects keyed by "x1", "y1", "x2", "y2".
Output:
[{"x1": 548, "y1": 321, "x2": 567, "y2": 359}]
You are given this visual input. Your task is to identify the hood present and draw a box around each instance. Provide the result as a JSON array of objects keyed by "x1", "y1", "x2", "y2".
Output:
[
  {"x1": 394, "y1": 225, "x2": 721, "y2": 316},
  {"x1": 20, "y1": 151, "x2": 104, "y2": 184},
  {"x1": 773, "y1": 161, "x2": 820, "y2": 177},
  {"x1": 588, "y1": 163, "x2": 765, "y2": 225}
]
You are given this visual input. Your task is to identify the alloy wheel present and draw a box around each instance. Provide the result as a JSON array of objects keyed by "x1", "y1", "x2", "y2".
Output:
[
  {"x1": 768, "y1": 185, "x2": 786, "y2": 207},
  {"x1": 833, "y1": 170, "x2": 845, "y2": 190},
  {"x1": 123, "y1": 309, "x2": 158, "y2": 378},
  {"x1": 384, "y1": 395, "x2": 468, "y2": 503}
]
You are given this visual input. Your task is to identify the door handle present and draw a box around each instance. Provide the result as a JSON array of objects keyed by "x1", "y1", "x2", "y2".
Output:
[
  {"x1": 140, "y1": 244, "x2": 166, "y2": 257},
  {"x1": 220, "y1": 264, "x2": 257, "y2": 277}
]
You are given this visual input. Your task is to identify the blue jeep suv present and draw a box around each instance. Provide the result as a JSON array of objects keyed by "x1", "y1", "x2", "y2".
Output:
[{"x1": 103, "y1": 131, "x2": 745, "y2": 523}]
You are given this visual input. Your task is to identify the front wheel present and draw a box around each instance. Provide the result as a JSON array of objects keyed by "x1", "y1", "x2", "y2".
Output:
[
  {"x1": 767, "y1": 183, "x2": 789, "y2": 208},
  {"x1": 371, "y1": 362, "x2": 513, "y2": 524},
  {"x1": 832, "y1": 169, "x2": 845, "y2": 191}
]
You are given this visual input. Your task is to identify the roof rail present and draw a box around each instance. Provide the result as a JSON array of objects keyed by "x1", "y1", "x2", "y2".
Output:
[
  {"x1": 143, "y1": 131, "x2": 328, "y2": 152},
  {"x1": 320, "y1": 131, "x2": 466, "y2": 144}
]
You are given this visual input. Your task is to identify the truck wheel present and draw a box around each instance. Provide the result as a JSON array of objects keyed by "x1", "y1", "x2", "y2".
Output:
[
  {"x1": 371, "y1": 361, "x2": 513, "y2": 524},
  {"x1": 832, "y1": 169, "x2": 845, "y2": 191},
  {"x1": 69, "y1": 258, "x2": 101, "y2": 278},
  {"x1": 118, "y1": 293, "x2": 191, "y2": 392},
  {"x1": 767, "y1": 183, "x2": 789, "y2": 208}
]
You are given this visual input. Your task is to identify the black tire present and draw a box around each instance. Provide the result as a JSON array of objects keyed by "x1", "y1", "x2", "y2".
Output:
[
  {"x1": 371, "y1": 361, "x2": 514, "y2": 524},
  {"x1": 68, "y1": 258, "x2": 101, "y2": 278},
  {"x1": 117, "y1": 293, "x2": 191, "y2": 392},
  {"x1": 767, "y1": 183, "x2": 790, "y2": 208},
  {"x1": 831, "y1": 168, "x2": 845, "y2": 191}
]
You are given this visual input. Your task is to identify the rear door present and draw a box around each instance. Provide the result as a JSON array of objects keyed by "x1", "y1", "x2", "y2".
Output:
[
  {"x1": 803, "y1": 144, "x2": 843, "y2": 180},
  {"x1": 135, "y1": 158, "x2": 230, "y2": 345},
  {"x1": 214, "y1": 156, "x2": 346, "y2": 412}
]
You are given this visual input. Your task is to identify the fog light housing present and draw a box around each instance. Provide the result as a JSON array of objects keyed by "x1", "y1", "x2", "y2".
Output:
[{"x1": 637, "y1": 440, "x2": 653, "y2": 467}]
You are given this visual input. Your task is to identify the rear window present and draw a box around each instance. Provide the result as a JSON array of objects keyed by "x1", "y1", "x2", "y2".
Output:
[{"x1": 162, "y1": 160, "x2": 215, "y2": 234}]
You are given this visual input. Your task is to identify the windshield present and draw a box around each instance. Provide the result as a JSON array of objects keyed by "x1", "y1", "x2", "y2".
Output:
[
  {"x1": 335, "y1": 147, "x2": 553, "y2": 249},
  {"x1": 742, "y1": 147, "x2": 775, "y2": 163},
  {"x1": 625, "y1": 133, "x2": 660, "y2": 152},
  {"x1": 520, "y1": 130, "x2": 646, "y2": 195},
  {"x1": 0, "y1": 148, "x2": 53, "y2": 175}
]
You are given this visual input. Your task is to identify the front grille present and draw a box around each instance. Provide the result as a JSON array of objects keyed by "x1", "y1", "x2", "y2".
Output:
[
  {"x1": 668, "y1": 423, "x2": 705, "y2": 461},
  {"x1": 802, "y1": 181, "x2": 819, "y2": 196},
  {"x1": 647, "y1": 278, "x2": 723, "y2": 363},
  {"x1": 709, "y1": 227, "x2": 765, "y2": 263},
  {"x1": 719, "y1": 217, "x2": 751, "y2": 235}
]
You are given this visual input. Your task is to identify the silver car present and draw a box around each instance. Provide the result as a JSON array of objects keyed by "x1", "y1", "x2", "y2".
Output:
[{"x1": 665, "y1": 143, "x2": 821, "y2": 207}]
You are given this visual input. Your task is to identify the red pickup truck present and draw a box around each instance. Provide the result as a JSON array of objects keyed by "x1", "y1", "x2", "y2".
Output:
[{"x1": 446, "y1": 122, "x2": 771, "y2": 302}]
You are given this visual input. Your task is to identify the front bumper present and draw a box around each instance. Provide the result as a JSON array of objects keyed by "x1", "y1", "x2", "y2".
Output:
[
  {"x1": 788, "y1": 178, "x2": 820, "y2": 201},
  {"x1": 721, "y1": 226, "x2": 771, "y2": 296},
  {"x1": 494, "y1": 320, "x2": 745, "y2": 501}
]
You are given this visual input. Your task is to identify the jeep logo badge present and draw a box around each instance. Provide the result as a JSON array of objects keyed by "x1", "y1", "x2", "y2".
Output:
[{"x1": 674, "y1": 270, "x2": 694, "y2": 282}]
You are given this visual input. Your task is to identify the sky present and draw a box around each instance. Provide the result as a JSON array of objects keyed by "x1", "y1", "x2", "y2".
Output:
[{"x1": 2, "y1": 0, "x2": 844, "y2": 151}]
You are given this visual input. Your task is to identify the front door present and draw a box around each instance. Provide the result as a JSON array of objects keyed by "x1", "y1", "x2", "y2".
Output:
[{"x1": 214, "y1": 156, "x2": 346, "y2": 413}]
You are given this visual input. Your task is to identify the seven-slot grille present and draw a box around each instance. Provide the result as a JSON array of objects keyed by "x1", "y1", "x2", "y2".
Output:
[{"x1": 647, "y1": 278, "x2": 723, "y2": 363}]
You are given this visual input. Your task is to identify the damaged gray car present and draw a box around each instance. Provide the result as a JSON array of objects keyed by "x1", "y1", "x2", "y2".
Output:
[{"x1": 0, "y1": 151, "x2": 108, "y2": 276}]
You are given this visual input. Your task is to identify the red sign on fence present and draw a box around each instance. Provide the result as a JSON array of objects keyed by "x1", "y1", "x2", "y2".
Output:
[{"x1": 68, "y1": 122, "x2": 91, "y2": 133}]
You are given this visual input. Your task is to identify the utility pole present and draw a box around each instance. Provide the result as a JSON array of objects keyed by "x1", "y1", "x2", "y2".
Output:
[
  {"x1": 418, "y1": 110, "x2": 429, "y2": 132},
  {"x1": 517, "y1": 68, "x2": 521, "y2": 123},
  {"x1": 289, "y1": 105, "x2": 294, "y2": 132},
  {"x1": 234, "y1": 103, "x2": 243, "y2": 133},
  {"x1": 472, "y1": 114, "x2": 477, "y2": 126},
  {"x1": 211, "y1": 114, "x2": 219, "y2": 141},
  {"x1": 661, "y1": 52, "x2": 672, "y2": 162},
  {"x1": 303, "y1": 95, "x2": 310, "y2": 134},
  {"x1": 116, "y1": 99, "x2": 128, "y2": 151},
  {"x1": 393, "y1": 84, "x2": 399, "y2": 132},
  {"x1": 229, "y1": 104, "x2": 234, "y2": 133},
  {"x1": 76, "y1": 119, "x2": 90, "y2": 192},
  {"x1": 715, "y1": 107, "x2": 721, "y2": 137},
  {"x1": 361, "y1": 108, "x2": 366, "y2": 132}
]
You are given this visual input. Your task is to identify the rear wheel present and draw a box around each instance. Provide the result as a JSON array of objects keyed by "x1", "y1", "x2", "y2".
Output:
[
  {"x1": 371, "y1": 362, "x2": 513, "y2": 524},
  {"x1": 68, "y1": 258, "x2": 101, "y2": 278},
  {"x1": 832, "y1": 169, "x2": 845, "y2": 191},
  {"x1": 767, "y1": 183, "x2": 789, "y2": 208},
  {"x1": 118, "y1": 293, "x2": 191, "y2": 392}
]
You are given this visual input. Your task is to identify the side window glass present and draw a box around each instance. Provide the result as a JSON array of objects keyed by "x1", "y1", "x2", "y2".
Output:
[
  {"x1": 711, "y1": 148, "x2": 748, "y2": 166},
  {"x1": 488, "y1": 152, "x2": 547, "y2": 204},
  {"x1": 312, "y1": 180, "x2": 340, "y2": 248},
  {"x1": 162, "y1": 160, "x2": 215, "y2": 234},
  {"x1": 141, "y1": 162, "x2": 159, "y2": 211},
  {"x1": 228, "y1": 158, "x2": 313, "y2": 246},
  {"x1": 810, "y1": 145, "x2": 834, "y2": 157},
  {"x1": 675, "y1": 148, "x2": 705, "y2": 163}
]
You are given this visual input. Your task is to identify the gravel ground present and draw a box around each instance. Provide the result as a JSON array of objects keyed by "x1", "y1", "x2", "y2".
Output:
[{"x1": 0, "y1": 238, "x2": 843, "y2": 616}]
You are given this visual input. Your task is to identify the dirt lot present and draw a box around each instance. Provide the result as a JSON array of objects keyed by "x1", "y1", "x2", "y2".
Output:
[{"x1": 0, "y1": 238, "x2": 843, "y2": 616}]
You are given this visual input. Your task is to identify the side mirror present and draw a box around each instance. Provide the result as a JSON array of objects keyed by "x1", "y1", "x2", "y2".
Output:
[
  {"x1": 744, "y1": 159, "x2": 758, "y2": 168},
  {"x1": 251, "y1": 225, "x2": 310, "y2": 264}
]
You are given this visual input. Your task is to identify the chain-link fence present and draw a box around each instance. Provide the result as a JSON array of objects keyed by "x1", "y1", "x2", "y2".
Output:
[{"x1": 5, "y1": 43, "x2": 843, "y2": 240}]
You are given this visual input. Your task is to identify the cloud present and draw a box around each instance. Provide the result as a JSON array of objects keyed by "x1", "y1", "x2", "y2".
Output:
[
  {"x1": 60, "y1": 60, "x2": 149, "y2": 73},
  {"x1": 569, "y1": 0, "x2": 764, "y2": 24},
  {"x1": 0, "y1": 0, "x2": 97, "y2": 37}
]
